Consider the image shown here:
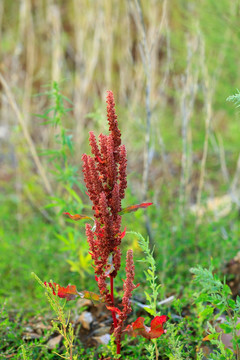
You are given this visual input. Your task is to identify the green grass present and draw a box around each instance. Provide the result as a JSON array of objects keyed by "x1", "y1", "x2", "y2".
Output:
[{"x1": 1, "y1": 179, "x2": 240, "y2": 358}]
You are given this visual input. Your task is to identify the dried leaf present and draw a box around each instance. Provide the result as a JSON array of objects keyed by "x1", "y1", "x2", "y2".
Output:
[
  {"x1": 63, "y1": 212, "x2": 92, "y2": 221},
  {"x1": 80, "y1": 290, "x2": 102, "y2": 303},
  {"x1": 203, "y1": 335, "x2": 210, "y2": 341},
  {"x1": 119, "y1": 203, "x2": 153, "y2": 215},
  {"x1": 105, "y1": 254, "x2": 115, "y2": 276}
]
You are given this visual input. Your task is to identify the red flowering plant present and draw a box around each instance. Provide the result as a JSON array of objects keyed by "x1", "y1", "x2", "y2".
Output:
[{"x1": 44, "y1": 91, "x2": 167, "y2": 356}]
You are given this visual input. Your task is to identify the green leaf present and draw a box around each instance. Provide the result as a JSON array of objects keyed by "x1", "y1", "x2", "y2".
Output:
[
  {"x1": 222, "y1": 284, "x2": 232, "y2": 296},
  {"x1": 203, "y1": 333, "x2": 219, "y2": 341},
  {"x1": 219, "y1": 323, "x2": 233, "y2": 334},
  {"x1": 147, "y1": 269, "x2": 154, "y2": 277},
  {"x1": 199, "y1": 306, "x2": 214, "y2": 320},
  {"x1": 227, "y1": 298, "x2": 235, "y2": 310},
  {"x1": 64, "y1": 185, "x2": 83, "y2": 205},
  {"x1": 144, "y1": 307, "x2": 155, "y2": 316},
  {"x1": 144, "y1": 291, "x2": 152, "y2": 303}
]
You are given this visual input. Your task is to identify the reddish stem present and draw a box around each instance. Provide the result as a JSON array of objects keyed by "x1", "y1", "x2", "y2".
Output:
[
  {"x1": 110, "y1": 275, "x2": 118, "y2": 328},
  {"x1": 116, "y1": 342, "x2": 121, "y2": 355},
  {"x1": 110, "y1": 275, "x2": 121, "y2": 355}
]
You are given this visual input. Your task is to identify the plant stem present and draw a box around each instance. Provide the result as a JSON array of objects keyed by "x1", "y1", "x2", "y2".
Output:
[
  {"x1": 226, "y1": 306, "x2": 240, "y2": 360},
  {"x1": 154, "y1": 339, "x2": 159, "y2": 360},
  {"x1": 110, "y1": 275, "x2": 117, "y2": 328},
  {"x1": 110, "y1": 275, "x2": 121, "y2": 355}
]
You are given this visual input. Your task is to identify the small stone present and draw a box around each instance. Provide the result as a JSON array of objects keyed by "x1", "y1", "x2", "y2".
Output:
[
  {"x1": 25, "y1": 326, "x2": 33, "y2": 333},
  {"x1": 76, "y1": 298, "x2": 92, "y2": 308},
  {"x1": 23, "y1": 332, "x2": 41, "y2": 340},
  {"x1": 91, "y1": 326, "x2": 110, "y2": 336},
  {"x1": 47, "y1": 335, "x2": 62, "y2": 349},
  {"x1": 93, "y1": 334, "x2": 111, "y2": 345},
  {"x1": 78, "y1": 311, "x2": 93, "y2": 330}
]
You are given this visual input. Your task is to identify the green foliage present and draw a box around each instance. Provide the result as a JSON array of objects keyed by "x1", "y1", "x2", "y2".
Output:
[
  {"x1": 152, "y1": 208, "x2": 240, "y2": 298},
  {"x1": 164, "y1": 323, "x2": 188, "y2": 360},
  {"x1": 127, "y1": 232, "x2": 164, "y2": 359},
  {"x1": 191, "y1": 265, "x2": 240, "y2": 358},
  {"x1": 0, "y1": 301, "x2": 57, "y2": 359},
  {"x1": 128, "y1": 232, "x2": 161, "y2": 317},
  {"x1": 227, "y1": 89, "x2": 240, "y2": 107},
  {"x1": 38, "y1": 81, "x2": 80, "y2": 198},
  {"x1": 101, "y1": 334, "x2": 121, "y2": 359},
  {"x1": 21, "y1": 345, "x2": 30, "y2": 360},
  {"x1": 38, "y1": 82, "x2": 92, "y2": 284}
]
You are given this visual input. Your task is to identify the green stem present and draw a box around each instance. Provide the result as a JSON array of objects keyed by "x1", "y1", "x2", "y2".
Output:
[
  {"x1": 225, "y1": 299, "x2": 240, "y2": 360},
  {"x1": 154, "y1": 339, "x2": 159, "y2": 360}
]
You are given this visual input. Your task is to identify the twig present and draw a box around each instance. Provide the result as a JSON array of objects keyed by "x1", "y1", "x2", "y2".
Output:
[
  {"x1": 0, "y1": 73, "x2": 53, "y2": 196},
  {"x1": 179, "y1": 35, "x2": 199, "y2": 212},
  {"x1": 196, "y1": 34, "x2": 212, "y2": 210},
  {"x1": 231, "y1": 153, "x2": 240, "y2": 197},
  {"x1": 216, "y1": 133, "x2": 230, "y2": 183},
  {"x1": 73, "y1": 0, "x2": 103, "y2": 149},
  {"x1": 25, "y1": 187, "x2": 54, "y2": 223},
  {"x1": 134, "y1": 0, "x2": 152, "y2": 202},
  {"x1": 19, "y1": 0, "x2": 35, "y2": 125},
  {"x1": 131, "y1": 0, "x2": 154, "y2": 246},
  {"x1": 0, "y1": 0, "x2": 4, "y2": 43},
  {"x1": 133, "y1": 0, "x2": 169, "y2": 248},
  {"x1": 48, "y1": 2, "x2": 62, "y2": 83},
  {"x1": 196, "y1": 3, "x2": 237, "y2": 209},
  {"x1": 132, "y1": 295, "x2": 175, "y2": 309}
]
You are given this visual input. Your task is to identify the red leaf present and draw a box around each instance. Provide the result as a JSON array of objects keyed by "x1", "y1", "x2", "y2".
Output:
[
  {"x1": 119, "y1": 203, "x2": 153, "y2": 215},
  {"x1": 44, "y1": 282, "x2": 79, "y2": 301},
  {"x1": 106, "y1": 306, "x2": 122, "y2": 315},
  {"x1": 149, "y1": 316, "x2": 168, "y2": 338},
  {"x1": 44, "y1": 282, "x2": 102, "y2": 303},
  {"x1": 97, "y1": 156, "x2": 105, "y2": 164},
  {"x1": 124, "y1": 315, "x2": 168, "y2": 340},
  {"x1": 120, "y1": 227, "x2": 127, "y2": 239},
  {"x1": 95, "y1": 228, "x2": 105, "y2": 238},
  {"x1": 63, "y1": 212, "x2": 92, "y2": 221}
]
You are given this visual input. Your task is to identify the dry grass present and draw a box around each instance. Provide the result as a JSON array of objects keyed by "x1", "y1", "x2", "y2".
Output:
[{"x1": 1, "y1": 0, "x2": 240, "y2": 209}]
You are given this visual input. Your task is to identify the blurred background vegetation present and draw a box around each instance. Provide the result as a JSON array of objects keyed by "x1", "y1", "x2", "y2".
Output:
[{"x1": 1, "y1": 0, "x2": 240, "y2": 357}]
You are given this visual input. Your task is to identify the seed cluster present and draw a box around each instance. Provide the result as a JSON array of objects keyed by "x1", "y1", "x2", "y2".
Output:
[{"x1": 82, "y1": 91, "x2": 128, "y2": 305}]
